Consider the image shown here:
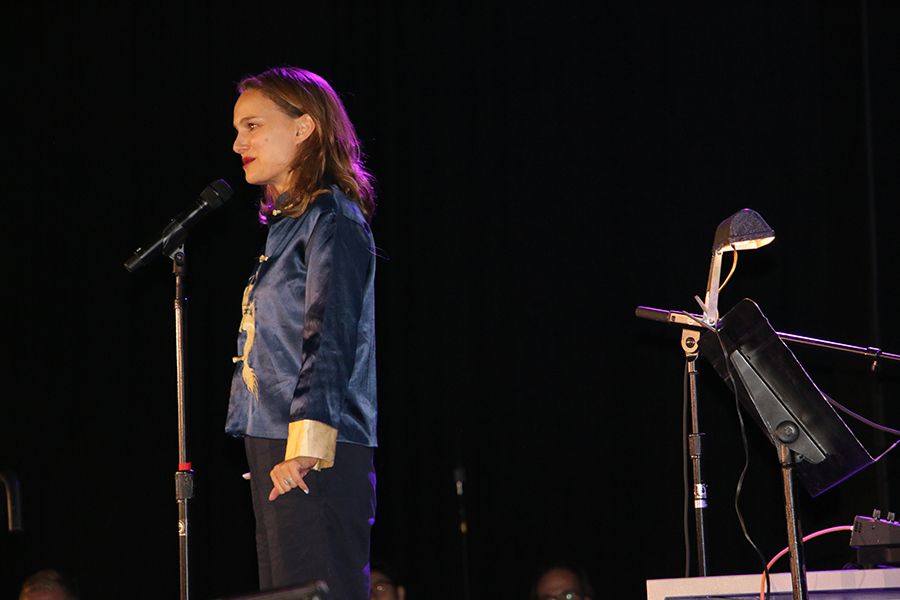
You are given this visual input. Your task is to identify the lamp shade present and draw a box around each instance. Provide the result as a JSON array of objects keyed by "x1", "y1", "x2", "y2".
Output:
[
  {"x1": 713, "y1": 208, "x2": 775, "y2": 252},
  {"x1": 702, "y1": 208, "x2": 775, "y2": 326}
]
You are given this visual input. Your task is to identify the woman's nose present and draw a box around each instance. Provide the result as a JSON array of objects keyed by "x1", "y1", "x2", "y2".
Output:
[{"x1": 233, "y1": 133, "x2": 247, "y2": 154}]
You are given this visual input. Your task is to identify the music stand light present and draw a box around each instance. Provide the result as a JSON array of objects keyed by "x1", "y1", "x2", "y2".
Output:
[{"x1": 702, "y1": 209, "x2": 775, "y2": 327}]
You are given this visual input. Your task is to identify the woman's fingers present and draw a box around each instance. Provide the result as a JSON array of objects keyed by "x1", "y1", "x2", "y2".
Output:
[
  {"x1": 268, "y1": 469, "x2": 289, "y2": 498},
  {"x1": 268, "y1": 458, "x2": 312, "y2": 501}
]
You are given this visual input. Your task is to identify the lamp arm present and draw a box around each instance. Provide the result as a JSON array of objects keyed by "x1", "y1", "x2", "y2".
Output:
[{"x1": 702, "y1": 251, "x2": 724, "y2": 327}]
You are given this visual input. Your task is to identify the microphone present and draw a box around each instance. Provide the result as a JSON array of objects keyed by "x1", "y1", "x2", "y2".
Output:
[{"x1": 124, "y1": 179, "x2": 233, "y2": 272}]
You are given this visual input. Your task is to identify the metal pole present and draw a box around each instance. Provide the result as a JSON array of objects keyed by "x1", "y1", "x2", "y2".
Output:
[
  {"x1": 636, "y1": 305, "x2": 900, "y2": 365},
  {"x1": 454, "y1": 466, "x2": 471, "y2": 600},
  {"x1": 0, "y1": 471, "x2": 23, "y2": 532},
  {"x1": 172, "y1": 247, "x2": 194, "y2": 600},
  {"x1": 682, "y1": 329, "x2": 710, "y2": 576},
  {"x1": 776, "y1": 424, "x2": 808, "y2": 600}
]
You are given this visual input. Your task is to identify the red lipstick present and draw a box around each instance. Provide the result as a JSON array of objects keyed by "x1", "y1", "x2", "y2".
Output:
[{"x1": 242, "y1": 157, "x2": 255, "y2": 166}]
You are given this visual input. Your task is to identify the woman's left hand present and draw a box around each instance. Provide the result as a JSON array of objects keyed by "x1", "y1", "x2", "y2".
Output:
[{"x1": 268, "y1": 456, "x2": 319, "y2": 501}]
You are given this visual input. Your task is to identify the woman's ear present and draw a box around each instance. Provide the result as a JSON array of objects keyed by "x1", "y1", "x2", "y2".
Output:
[{"x1": 294, "y1": 114, "x2": 316, "y2": 145}]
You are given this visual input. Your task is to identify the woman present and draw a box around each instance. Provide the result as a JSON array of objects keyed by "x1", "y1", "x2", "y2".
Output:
[{"x1": 226, "y1": 67, "x2": 378, "y2": 600}]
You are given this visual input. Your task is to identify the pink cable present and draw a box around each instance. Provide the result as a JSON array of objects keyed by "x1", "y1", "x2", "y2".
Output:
[{"x1": 759, "y1": 525, "x2": 854, "y2": 600}]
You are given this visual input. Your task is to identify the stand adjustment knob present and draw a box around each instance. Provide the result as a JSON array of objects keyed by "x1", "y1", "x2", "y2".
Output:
[{"x1": 775, "y1": 421, "x2": 800, "y2": 444}]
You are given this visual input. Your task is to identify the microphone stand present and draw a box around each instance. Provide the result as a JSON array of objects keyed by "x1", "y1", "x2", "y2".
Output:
[
  {"x1": 639, "y1": 306, "x2": 711, "y2": 576},
  {"x1": 454, "y1": 466, "x2": 471, "y2": 600},
  {"x1": 171, "y1": 245, "x2": 195, "y2": 600},
  {"x1": 636, "y1": 306, "x2": 900, "y2": 367},
  {"x1": 123, "y1": 180, "x2": 232, "y2": 600},
  {"x1": 681, "y1": 328, "x2": 710, "y2": 576}
]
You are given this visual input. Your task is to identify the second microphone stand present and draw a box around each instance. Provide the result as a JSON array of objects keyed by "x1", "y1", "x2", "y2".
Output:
[{"x1": 682, "y1": 328, "x2": 710, "y2": 577}]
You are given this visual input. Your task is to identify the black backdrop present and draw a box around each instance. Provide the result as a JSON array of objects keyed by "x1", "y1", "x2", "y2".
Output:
[{"x1": 2, "y1": 2, "x2": 898, "y2": 599}]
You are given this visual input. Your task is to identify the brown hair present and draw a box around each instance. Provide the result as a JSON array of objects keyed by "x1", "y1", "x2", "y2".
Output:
[{"x1": 238, "y1": 67, "x2": 376, "y2": 222}]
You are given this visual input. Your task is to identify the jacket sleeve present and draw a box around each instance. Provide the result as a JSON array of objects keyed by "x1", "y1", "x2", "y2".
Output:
[{"x1": 285, "y1": 208, "x2": 371, "y2": 468}]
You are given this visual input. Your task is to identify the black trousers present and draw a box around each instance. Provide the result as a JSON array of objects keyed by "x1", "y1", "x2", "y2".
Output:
[{"x1": 244, "y1": 437, "x2": 376, "y2": 600}]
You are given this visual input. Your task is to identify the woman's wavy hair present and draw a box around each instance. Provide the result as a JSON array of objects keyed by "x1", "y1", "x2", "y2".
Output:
[{"x1": 238, "y1": 67, "x2": 376, "y2": 223}]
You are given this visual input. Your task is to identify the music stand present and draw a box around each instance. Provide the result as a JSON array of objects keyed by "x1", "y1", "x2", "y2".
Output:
[{"x1": 698, "y1": 299, "x2": 875, "y2": 600}]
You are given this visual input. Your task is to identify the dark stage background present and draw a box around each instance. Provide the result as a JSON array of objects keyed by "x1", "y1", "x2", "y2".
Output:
[{"x1": 2, "y1": 2, "x2": 899, "y2": 599}]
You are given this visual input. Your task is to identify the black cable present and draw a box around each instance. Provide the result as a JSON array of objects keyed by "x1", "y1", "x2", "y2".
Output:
[
  {"x1": 712, "y1": 332, "x2": 772, "y2": 600},
  {"x1": 826, "y1": 396, "x2": 900, "y2": 437}
]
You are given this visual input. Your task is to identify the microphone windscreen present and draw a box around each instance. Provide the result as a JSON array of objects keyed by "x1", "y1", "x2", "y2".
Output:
[{"x1": 203, "y1": 179, "x2": 234, "y2": 209}]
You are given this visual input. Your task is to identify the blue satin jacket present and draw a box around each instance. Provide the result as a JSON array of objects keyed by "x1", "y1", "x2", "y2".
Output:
[{"x1": 225, "y1": 187, "x2": 377, "y2": 447}]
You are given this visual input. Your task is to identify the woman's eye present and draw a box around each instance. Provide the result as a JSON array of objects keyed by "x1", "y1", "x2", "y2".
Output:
[{"x1": 247, "y1": 122, "x2": 259, "y2": 130}]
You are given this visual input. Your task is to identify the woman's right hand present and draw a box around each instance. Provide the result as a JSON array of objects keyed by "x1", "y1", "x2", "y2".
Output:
[{"x1": 268, "y1": 456, "x2": 319, "y2": 500}]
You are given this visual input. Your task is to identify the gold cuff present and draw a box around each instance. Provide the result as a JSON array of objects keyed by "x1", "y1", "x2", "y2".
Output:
[{"x1": 285, "y1": 420, "x2": 337, "y2": 470}]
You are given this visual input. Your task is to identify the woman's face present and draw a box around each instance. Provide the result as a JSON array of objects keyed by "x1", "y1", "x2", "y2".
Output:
[{"x1": 232, "y1": 89, "x2": 313, "y2": 194}]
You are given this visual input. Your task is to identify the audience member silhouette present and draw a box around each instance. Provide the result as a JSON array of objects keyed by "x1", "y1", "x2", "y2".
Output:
[
  {"x1": 369, "y1": 561, "x2": 406, "y2": 600},
  {"x1": 18, "y1": 569, "x2": 79, "y2": 600},
  {"x1": 530, "y1": 563, "x2": 593, "y2": 600}
]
